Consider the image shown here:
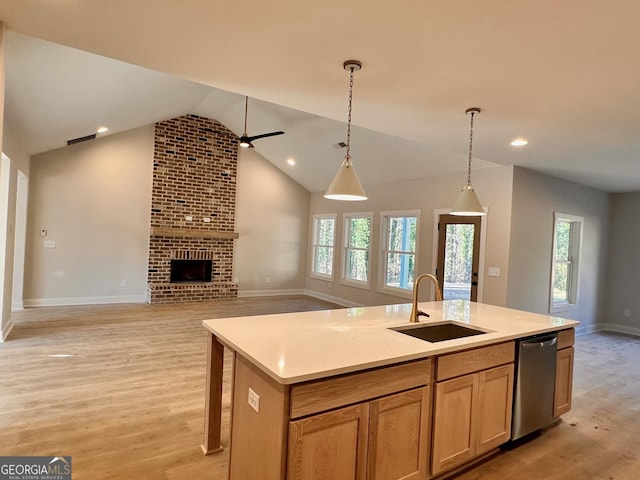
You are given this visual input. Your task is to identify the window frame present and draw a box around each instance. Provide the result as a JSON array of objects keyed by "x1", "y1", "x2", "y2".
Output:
[
  {"x1": 377, "y1": 210, "x2": 421, "y2": 299},
  {"x1": 340, "y1": 212, "x2": 374, "y2": 290},
  {"x1": 310, "y1": 213, "x2": 337, "y2": 281},
  {"x1": 549, "y1": 212, "x2": 583, "y2": 313}
]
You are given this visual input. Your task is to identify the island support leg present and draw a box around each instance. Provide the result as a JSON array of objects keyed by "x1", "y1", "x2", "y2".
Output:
[{"x1": 201, "y1": 332, "x2": 225, "y2": 455}]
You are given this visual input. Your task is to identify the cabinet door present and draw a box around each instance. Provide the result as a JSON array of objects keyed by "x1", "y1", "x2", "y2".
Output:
[
  {"x1": 368, "y1": 387, "x2": 430, "y2": 480},
  {"x1": 476, "y1": 364, "x2": 514, "y2": 454},
  {"x1": 431, "y1": 374, "x2": 477, "y2": 476},
  {"x1": 554, "y1": 347, "x2": 574, "y2": 417},
  {"x1": 288, "y1": 403, "x2": 369, "y2": 480}
]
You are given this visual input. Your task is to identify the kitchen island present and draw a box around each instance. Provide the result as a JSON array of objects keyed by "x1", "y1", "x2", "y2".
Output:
[{"x1": 202, "y1": 300, "x2": 578, "y2": 479}]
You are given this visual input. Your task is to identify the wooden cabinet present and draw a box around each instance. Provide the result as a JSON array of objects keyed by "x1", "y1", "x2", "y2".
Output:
[
  {"x1": 431, "y1": 343, "x2": 515, "y2": 476},
  {"x1": 554, "y1": 328, "x2": 575, "y2": 417},
  {"x1": 431, "y1": 373, "x2": 476, "y2": 474},
  {"x1": 288, "y1": 387, "x2": 431, "y2": 480},
  {"x1": 476, "y1": 365, "x2": 515, "y2": 454},
  {"x1": 288, "y1": 403, "x2": 369, "y2": 480},
  {"x1": 368, "y1": 387, "x2": 431, "y2": 480}
]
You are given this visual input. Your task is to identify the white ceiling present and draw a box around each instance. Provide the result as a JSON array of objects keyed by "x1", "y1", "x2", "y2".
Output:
[{"x1": 1, "y1": 1, "x2": 640, "y2": 193}]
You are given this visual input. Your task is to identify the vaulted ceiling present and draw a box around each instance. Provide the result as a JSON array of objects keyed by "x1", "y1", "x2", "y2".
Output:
[{"x1": 1, "y1": 1, "x2": 639, "y2": 193}]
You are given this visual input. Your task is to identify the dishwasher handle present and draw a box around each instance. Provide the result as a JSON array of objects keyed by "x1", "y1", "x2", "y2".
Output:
[{"x1": 521, "y1": 336, "x2": 558, "y2": 349}]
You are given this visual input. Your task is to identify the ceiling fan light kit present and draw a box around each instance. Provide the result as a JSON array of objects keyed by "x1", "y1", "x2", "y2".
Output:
[
  {"x1": 324, "y1": 60, "x2": 368, "y2": 201},
  {"x1": 239, "y1": 96, "x2": 284, "y2": 148},
  {"x1": 450, "y1": 107, "x2": 486, "y2": 216}
]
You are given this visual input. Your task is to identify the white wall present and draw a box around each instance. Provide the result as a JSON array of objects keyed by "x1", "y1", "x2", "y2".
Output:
[
  {"x1": 24, "y1": 126, "x2": 154, "y2": 306},
  {"x1": 306, "y1": 165, "x2": 514, "y2": 307},
  {"x1": 603, "y1": 192, "x2": 640, "y2": 335},
  {"x1": 507, "y1": 167, "x2": 609, "y2": 334},
  {"x1": 234, "y1": 148, "x2": 309, "y2": 294}
]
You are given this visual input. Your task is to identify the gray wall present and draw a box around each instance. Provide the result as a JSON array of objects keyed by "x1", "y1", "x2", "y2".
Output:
[
  {"x1": 306, "y1": 165, "x2": 514, "y2": 307},
  {"x1": 507, "y1": 167, "x2": 609, "y2": 334},
  {"x1": 603, "y1": 192, "x2": 640, "y2": 335},
  {"x1": 234, "y1": 147, "x2": 310, "y2": 294},
  {"x1": 22, "y1": 123, "x2": 311, "y2": 306},
  {"x1": 25, "y1": 126, "x2": 154, "y2": 305}
]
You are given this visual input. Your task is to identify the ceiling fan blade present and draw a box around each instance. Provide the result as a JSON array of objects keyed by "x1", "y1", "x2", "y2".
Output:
[{"x1": 246, "y1": 131, "x2": 285, "y2": 142}]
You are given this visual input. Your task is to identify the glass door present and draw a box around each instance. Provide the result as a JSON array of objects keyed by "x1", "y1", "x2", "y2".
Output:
[{"x1": 436, "y1": 214, "x2": 481, "y2": 301}]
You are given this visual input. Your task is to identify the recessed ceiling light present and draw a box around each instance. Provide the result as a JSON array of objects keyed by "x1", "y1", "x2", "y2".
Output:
[
  {"x1": 96, "y1": 126, "x2": 109, "y2": 134},
  {"x1": 287, "y1": 158, "x2": 296, "y2": 166},
  {"x1": 510, "y1": 138, "x2": 528, "y2": 147}
]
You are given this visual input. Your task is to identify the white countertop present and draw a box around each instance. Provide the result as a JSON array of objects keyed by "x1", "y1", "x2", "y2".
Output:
[{"x1": 202, "y1": 300, "x2": 579, "y2": 385}]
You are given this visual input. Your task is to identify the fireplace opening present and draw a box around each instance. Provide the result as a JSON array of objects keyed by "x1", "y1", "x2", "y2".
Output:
[{"x1": 170, "y1": 259, "x2": 213, "y2": 283}]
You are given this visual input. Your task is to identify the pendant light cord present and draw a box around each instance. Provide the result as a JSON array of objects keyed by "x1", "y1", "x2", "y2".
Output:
[
  {"x1": 466, "y1": 110, "x2": 476, "y2": 186},
  {"x1": 345, "y1": 66, "x2": 355, "y2": 160}
]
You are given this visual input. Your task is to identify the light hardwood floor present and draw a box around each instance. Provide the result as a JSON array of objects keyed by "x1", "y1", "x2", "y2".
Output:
[{"x1": 1, "y1": 297, "x2": 639, "y2": 479}]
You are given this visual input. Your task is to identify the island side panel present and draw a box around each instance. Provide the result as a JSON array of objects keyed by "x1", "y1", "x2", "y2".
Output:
[
  {"x1": 202, "y1": 332, "x2": 225, "y2": 454},
  {"x1": 229, "y1": 354, "x2": 290, "y2": 480}
]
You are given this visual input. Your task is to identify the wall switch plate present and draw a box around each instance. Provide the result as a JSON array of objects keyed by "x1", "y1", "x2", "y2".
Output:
[
  {"x1": 248, "y1": 388, "x2": 260, "y2": 413},
  {"x1": 203, "y1": 217, "x2": 211, "y2": 223},
  {"x1": 44, "y1": 240, "x2": 56, "y2": 248},
  {"x1": 185, "y1": 215, "x2": 193, "y2": 221},
  {"x1": 488, "y1": 267, "x2": 500, "y2": 277}
]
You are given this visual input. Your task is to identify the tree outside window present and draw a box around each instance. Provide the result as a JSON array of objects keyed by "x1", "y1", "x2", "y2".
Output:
[
  {"x1": 342, "y1": 214, "x2": 372, "y2": 287},
  {"x1": 550, "y1": 213, "x2": 582, "y2": 312},
  {"x1": 380, "y1": 212, "x2": 419, "y2": 294},
  {"x1": 311, "y1": 215, "x2": 336, "y2": 279}
]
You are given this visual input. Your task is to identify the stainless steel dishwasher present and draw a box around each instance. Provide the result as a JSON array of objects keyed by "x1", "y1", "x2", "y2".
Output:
[{"x1": 511, "y1": 332, "x2": 558, "y2": 440}]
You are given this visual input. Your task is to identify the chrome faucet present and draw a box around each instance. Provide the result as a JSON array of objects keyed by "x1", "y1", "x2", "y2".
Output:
[{"x1": 409, "y1": 274, "x2": 443, "y2": 323}]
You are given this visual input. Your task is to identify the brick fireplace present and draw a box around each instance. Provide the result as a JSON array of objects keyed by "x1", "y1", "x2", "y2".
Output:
[{"x1": 146, "y1": 114, "x2": 239, "y2": 304}]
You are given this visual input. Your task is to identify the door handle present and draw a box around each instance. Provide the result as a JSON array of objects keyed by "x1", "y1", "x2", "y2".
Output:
[{"x1": 471, "y1": 281, "x2": 478, "y2": 286}]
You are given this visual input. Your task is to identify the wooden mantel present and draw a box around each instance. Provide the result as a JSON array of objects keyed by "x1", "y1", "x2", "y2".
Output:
[{"x1": 150, "y1": 227, "x2": 239, "y2": 240}]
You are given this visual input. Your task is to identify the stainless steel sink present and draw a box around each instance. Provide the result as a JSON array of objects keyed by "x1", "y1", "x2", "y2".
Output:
[{"x1": 390, "y1": 322, "x2": 487, "y2": 342}]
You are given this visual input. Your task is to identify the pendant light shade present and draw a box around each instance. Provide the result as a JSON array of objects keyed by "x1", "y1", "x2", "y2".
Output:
[
  {"x1": 324, "y1": 155, "x2": 367, "y2": 201},
  {"x1": 451, "y1": 107, "x2": 486, "y2": 216},
  {"x1": 451, "y1": 184, "x2": 485, "y2": 216},
  {"x1": 324, "y1": 60, "x2": 367, "y2": 201}
]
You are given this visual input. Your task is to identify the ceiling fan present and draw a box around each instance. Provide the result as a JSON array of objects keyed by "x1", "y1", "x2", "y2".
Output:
[{"x1": 238, "y1": 96, "x2": 284, "y2": 148}]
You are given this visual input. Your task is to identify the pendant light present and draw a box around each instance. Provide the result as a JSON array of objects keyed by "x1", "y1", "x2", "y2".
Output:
[
  {"x1": 450, "y1": 107, "x2": 486, "y2": 216},
  {"x1": 324, "y1": 60, "x2": 368, "y2": 201}
]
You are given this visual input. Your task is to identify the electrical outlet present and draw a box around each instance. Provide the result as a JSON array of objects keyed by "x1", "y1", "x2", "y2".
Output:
[
  {"x1": 624, "y1": 309, "x2": 631, "y2": 318},
  {"x1": 120, "y1": 280, "x2": 127, "y2": 288},
  {"x1": 248, "y1": 388, "x2": 260, "y2": 413}
]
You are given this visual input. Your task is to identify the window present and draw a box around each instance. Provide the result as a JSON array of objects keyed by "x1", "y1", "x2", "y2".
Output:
[
  {"x1": 379, "y1": 211, "x2": 420, "y2": 296},
  {"x1": 341, "y1": 213, "x2": 373, "y2": 288},
  {"x1": 550, "y1": 212, "x2": 583, "y2": 312},
  {"x1": 311, "y1": 214, "x2": 336, "y2": 279}
]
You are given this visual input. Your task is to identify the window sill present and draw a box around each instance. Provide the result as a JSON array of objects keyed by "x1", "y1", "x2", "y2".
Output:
[
  {"x1": 310, "y1": 273, "x2": 333, "y2": 282},
  {"x1": 377, "y1": 285, "x2": 413, "y2": 300},
  {"x1": 550, "y1": 303, "x2": 578, "y2": 314},
  {"x1": 340, "y1": 279, "x2": 370, "y2": 290}
]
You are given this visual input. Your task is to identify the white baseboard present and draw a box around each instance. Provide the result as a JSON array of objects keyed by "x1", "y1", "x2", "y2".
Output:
[
  {"x1": 23, "y1": 295, "x2": 148, "y2": 308},
  {"x1": 237, "y1": 288, "x2": 307, "y2": 298},
  {"x1": 598, "y1": 323, "x2": 640, "y2": 337},
  {"x1": 1, "y1": 318, "x2": 15, "y2": 342},
  {"x1": 304, "y1": 289, "x2": 363, "y2": 308},
  {"x1": 237, "y1": 288, "x2": 361, "y2": 308},
  {"x1": 11, "y1": 300, "x2": 24, "y2": 311}
]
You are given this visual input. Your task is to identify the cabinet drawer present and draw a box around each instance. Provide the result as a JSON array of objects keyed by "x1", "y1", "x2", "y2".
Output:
[
  {"x1": 557, "y1": 328, "x2": 575, "y2": 350},
  {"x1": 290, "y1": 359, "x2": 432, "y2": 419},
  {"x1": 436, "y1": 342, "x2": 514, "y2": 381}
]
